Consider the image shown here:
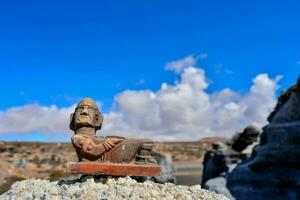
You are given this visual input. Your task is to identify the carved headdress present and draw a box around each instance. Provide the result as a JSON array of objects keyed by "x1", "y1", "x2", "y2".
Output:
[{"x1": 69, "y1": 98, "x2": 103, "y2": 131}]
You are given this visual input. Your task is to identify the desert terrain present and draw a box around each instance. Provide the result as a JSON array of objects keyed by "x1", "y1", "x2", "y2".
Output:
[{"x1": 0, "y1": 137, "x2": 224, "y2": 194}]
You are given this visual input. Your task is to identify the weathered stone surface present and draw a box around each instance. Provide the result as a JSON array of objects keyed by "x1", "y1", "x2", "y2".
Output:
[
  {"x1": 0, "y1": 177, "x2": 229, "y2": 200},
  {"x1": 267, "y1": 79, "x2": 300, "y2": 123},
  {"x1": 67, "y1": 162, "x2": 161, "y2": 176},
  {"x1": 201, "y1": 125, "x2": 260, "y2": 186},
  {"x1": 68, "y1": 98, "x2": 160, "y2": 176},
  {"x1": 205, "y1": 177, "x2": 235, "y2": 200},
  {"x1": 231, "y1": 125, "x2": 260, "y2": 153},
  {"x1": 201, "y1": 141, "x2": 231, "y2": 185},
  {"x1": 152, "y1": 151, "x2": 176, "y2": 183},
  {"x1": 227, "y1": 78, "x2": 300, "y2": 200},
  {"x1": 227, "y1": 123, "x2": 300, "y2": 200},
  {"x1": 70, "y1": 98, "x2": 157, "y2": 165}
]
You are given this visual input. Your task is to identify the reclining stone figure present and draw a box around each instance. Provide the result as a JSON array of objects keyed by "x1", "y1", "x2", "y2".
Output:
[{"x1": 67, "y1": 98, "x2": 160, "y2": 176}]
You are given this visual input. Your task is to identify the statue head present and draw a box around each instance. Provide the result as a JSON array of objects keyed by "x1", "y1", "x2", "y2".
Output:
[{"x1": 69, "y1": 98, "x2": 103, "y2": 131}]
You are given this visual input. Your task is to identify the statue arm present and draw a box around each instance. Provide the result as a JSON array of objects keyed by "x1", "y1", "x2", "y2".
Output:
[
  {"x1": 72, "y1": 134, "x2": 120, "y2": 158},
  {"x1": 72, "y1": 135, "x2": 105, "y2": 157},
  {"x1": 83, "y1": 141, "x2": 106, "y2": 157}
]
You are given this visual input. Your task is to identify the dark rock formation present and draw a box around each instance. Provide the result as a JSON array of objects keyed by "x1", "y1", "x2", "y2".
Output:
[
  {"x1": 201, "y1": 126, "x2": 260, "y2": 186},
  {"x1": 227, "y1": 78, "x2": 300, "y2": 200},
  {"x1": 231, "y1": 125, "x2": 260, "y2": 153},
  {"x1": 201, "y1": 141, "x2": 231, "y2": 186}
]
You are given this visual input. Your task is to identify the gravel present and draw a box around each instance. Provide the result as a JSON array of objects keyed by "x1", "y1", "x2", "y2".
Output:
[{"x1": 0, "y1": 176, "x2": 229, "y2": 200}]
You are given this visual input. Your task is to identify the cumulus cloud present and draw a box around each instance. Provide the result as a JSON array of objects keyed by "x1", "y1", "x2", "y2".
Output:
[
  {"x1": 0, "y1": 104, "x2": 75, "y2": 134},
  {"x1": 0, "y1": 55, "x2": 281, "y2": 141},
  {"x1": 165, "y1": 55, "x2": 197, "y2": 74},
  {"x1": 102, "y1": 56, "x2": 281, "y2": 140},
  {"x1": 102, "y1": 65, "x2": 280, "y2": 140},
  {"x1": 241, "y1": 74, "x2": 281, "y2": 124}
]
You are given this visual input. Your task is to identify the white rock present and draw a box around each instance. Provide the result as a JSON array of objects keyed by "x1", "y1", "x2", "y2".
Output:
[{"x1": 0, "y1": 176, "x2": 229, "y2": 200}]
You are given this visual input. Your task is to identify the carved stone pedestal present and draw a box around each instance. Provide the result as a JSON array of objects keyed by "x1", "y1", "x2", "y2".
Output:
[{"x1": 67, "y1": 162, "x2": 161, "y2": 177}]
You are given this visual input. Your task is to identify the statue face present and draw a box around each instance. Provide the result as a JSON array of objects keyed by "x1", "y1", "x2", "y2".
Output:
[{"x1": 73, "y1": 105, "x2": 98, "y2": 128}]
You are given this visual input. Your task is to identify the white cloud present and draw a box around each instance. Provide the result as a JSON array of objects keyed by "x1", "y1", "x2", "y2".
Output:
[
  {"x1": 165, "y1": 55, "x2": 197, "y2": 74},
  {"x1": 0, "y1": 104, "x2": 75, "y2": 134},
  {"x1": 241, "y1": 74, "x2": 281, "y2": 124},
  {"x1": 0, "y1": 56, "x2": 281, "y2": 141},
  {"x1": 101, "y1": 56, "x2": 281, "y2": 140}
]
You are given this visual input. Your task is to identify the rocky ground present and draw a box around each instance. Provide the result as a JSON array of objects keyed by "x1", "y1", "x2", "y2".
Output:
[
  {"x1": 154, "y1": 137, "x2": 225, "y2": 161},
  {"x1": 0, "y1": 142, "x2": 77, "y2": 194},
  {"x1": 0, "y1": 138, "x2": 223, "y2": 194},
  {"x1": 0, "y1": 138, "x2": 224, "y2": 194},
  {"x1": 174, "y1": 160, "x2": 203, "y2": 185},
  {"x1": 0, "y1": 176, "x2": 229, "y2": 200}
]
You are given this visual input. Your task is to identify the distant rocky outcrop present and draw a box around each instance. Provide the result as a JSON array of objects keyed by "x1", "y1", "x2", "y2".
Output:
[
  {"x1": 231, "y1": 125, "x2": 261, "y2": 153},
  {"x1": 201, "y1": 125, "x2": 260, "y2": 186},
  {"x1": 152, "y1": 150, "x2": 176, "y2": 184},
  {"x1": 227, "y1": 78, "x2": 300, "y2": 200},
  {"x1": 0, "y1": 176, "x2": 229, "y2": 200},
  {"x1": 0, "y1": 141, "x2": 180, "y2": 194},
  {"x1": 154, "y1": 140, "x2": 212, "y2": 161}
]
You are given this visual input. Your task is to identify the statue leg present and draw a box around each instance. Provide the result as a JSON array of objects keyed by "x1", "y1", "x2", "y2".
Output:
[{"x1": 135, "y1": 142, "x2": 157, "y2": 165}]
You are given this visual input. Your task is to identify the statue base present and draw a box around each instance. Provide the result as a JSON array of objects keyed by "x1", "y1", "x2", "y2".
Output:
[{"x1": 67, "y1": 162, "x2": 161, "y2": 177}]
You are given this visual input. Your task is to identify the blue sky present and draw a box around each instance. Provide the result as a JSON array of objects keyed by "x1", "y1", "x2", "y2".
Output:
[{"x1": 0, "y1": 0, "x2": 299, "y2": 141}]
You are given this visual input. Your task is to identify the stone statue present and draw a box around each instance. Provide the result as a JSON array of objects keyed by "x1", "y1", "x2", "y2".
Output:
[{"x1": 69, "y1": 98, "x2": 156, "y2": 165}]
